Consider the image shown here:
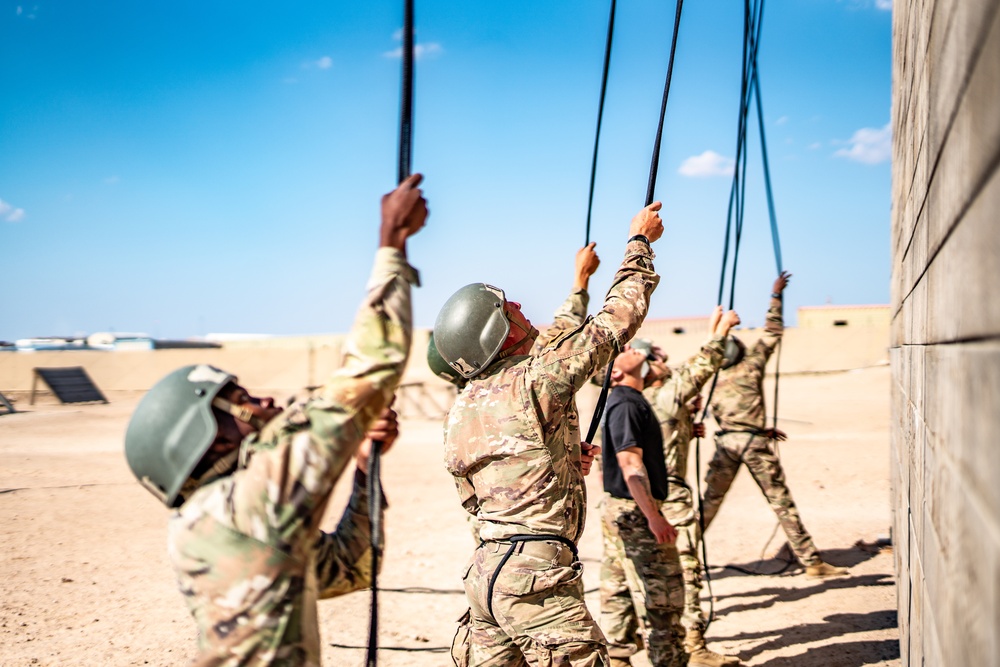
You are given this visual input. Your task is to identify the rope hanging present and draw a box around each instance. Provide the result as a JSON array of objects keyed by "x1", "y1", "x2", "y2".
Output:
[
  {"x1": 367, "y1": 3, "x2": 414, "y2": 666},
  {"x1": 693, "y1": 0, "x2": 798, "y2": 630},
  {"x1": 585, "y1": 0, "x2": 617, "y2": 247},
  {"x1": 397, "y1": 0, "x2": 415, "y2": 185},
  {"x1": 585, "y1": 0, "x2": 686, "y2": 444}
]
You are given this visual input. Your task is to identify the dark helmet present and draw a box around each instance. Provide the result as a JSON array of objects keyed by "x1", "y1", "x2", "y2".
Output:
[
  {"x1": 124, "y1": 365, "x2": 235, "y2": 507},
  {"x1": 433, "y1": 283, "x2": 511, "y2": 379},
  {"x1": 721, "y1": 336, "x2": 746, "y2": 370},
  {"x1": 427, "y1": 332, "x2": 466, "y2": 387}
]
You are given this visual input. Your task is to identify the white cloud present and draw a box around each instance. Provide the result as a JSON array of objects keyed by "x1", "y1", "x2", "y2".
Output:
[
  {"x1": 16, "y1": 6, "x2": 22, "y2": 15},
  {"x1": 0, "y1": 198, "x2": 26, "y2": 222},
  {"x1": 834, "y1": 122, "x2": 892, "y2": 164},
  {"x1": 678, "y1": 151, "x2": 735, "y2": 178},
  {"x1": 104, "y1": 175, "x2": 120, "y2": 185},
  {"x1": 383, "y1": 42, "x2": 443, "y2": 60},
  {"x1": 875, "y1": 0, "x2": 892, "y2": 10},
  {"x1": 299, "y1": 56, "x2": 333, "y2": 71},
  {"x1": 776, "y1": 116, "x2": 789, "y2": 126},
  {"x1": 807, "y1": 142, "x2": 822, "y2": 150},
  {"x1": 391, "y1": 28, "x2": 421, "y2": 41}
]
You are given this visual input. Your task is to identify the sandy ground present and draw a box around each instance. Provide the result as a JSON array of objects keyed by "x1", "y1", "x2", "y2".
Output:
[{"x1": 0, "y1": 365, "x2": 898, "y2": 666}]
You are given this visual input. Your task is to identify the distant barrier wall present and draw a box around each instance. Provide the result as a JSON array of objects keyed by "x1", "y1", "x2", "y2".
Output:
[
  {"x1": 1, "y1": 324, "x2": 887, "y2": 397},
  {"x1": 890, "y1": 1, "x2": 1000, "y2": 664}
]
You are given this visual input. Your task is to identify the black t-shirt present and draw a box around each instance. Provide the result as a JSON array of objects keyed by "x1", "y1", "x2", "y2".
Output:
[{"x1": 602, "y1": 385, "x2": 668, "y2": 501}]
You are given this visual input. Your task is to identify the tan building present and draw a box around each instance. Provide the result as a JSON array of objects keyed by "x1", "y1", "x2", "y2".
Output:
[{"x1": 797, "y1": 304, "x2": 890, "y2": 329}]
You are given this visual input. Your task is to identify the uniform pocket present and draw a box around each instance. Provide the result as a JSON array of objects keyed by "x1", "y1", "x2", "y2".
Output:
[{"x1": 450, "y1": 609, "x2": 472, "y2": 667}]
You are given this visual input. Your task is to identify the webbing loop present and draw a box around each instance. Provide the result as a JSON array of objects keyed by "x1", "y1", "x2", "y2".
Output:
[{"x1": 484, "y1": 535, "x2": 579, "y2": 620}]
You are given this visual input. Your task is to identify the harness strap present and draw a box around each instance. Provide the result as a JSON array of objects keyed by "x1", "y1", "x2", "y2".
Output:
[
  {"x1": 667, "y1": 474, "x2": 690, "y2": 490},
  {"x1": 715, "y1": 428, "x2": 768, "y2": 437},
  {"x1": 484, "y1": 534, "x2": 578, "y2": 620}
]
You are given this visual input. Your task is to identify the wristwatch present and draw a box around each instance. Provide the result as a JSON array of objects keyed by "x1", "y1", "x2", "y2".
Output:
[{"x1": 628, "y1": 234, "x2": 650, "y2": 246}]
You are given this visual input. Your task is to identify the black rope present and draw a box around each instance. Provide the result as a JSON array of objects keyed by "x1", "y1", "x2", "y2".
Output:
[
  {"x1": 365, "y1": 4, "x2": 415, "y2": 665},
  {"x1": 585, "y1": 0, "x2": 617, "y2": 247},
  {"x1": 645, "y1": 0, "x2": 685, "y2": 207},
  {"x1": 333, "y1": 643, "x2": 450, "y2": 654},
  {"x1": 585, "y1": 360, "x2": 614, "y2": 443},
  {"x1": 585, "y1": 0, "x2": 686, "y2": 445},
  {"x1": 397, "y1": 0, "x2": 414, "y2": 185},
  {"x1": 697, "y1": 0, "x2": 778, "y2": 631},
  {"x1": 365, "y1": 440, "x2": 384, "y2": 667}
]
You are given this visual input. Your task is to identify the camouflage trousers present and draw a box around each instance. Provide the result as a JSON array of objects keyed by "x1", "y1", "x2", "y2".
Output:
[
  {"x1": 659, "y1": 479, "x2": 707, "y2": 635},
  {"x1": 702, "y1": 432, "x2": 820, "y2": 566},
  {"x1": 599, "y1": 495, "x2": 687, "y2": 667},
  {"x1": 452, "y1": 539, "x2": 609, "y2": 667}
]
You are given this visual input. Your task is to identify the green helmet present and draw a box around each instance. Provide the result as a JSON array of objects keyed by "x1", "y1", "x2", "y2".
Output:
[
  {"x1": 124, "y1": 364, "x2": 235, "y2": 508},
  {"x1": 721, "y1": 336, "x2": 746, "y2": 370},
  {"x1": 434, "y1": 283, "x2": 510, "y2": 379},
  {"x1": 427, "y1": 332, "x2": 466, "y2": 386}
]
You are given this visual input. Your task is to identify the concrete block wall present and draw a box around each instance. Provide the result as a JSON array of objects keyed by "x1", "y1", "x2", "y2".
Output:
[{"x1": 890, "y1": 1, "x2": 1000, "y2": 664}]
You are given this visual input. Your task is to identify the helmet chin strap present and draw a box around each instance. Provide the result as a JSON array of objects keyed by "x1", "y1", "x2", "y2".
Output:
[
  {"x1": 174, "y1": 448, "x2": 241, "y2": 507},
  {"x1": 212, "y1": 396, "x2": 269, "y2": 431},
  {"x1": 497, "y1": 316, "x2": 539, "y2": 360}
]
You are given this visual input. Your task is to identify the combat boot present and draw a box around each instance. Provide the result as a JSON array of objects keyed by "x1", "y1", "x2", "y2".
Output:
[
  {"x1": 805, "y1": 561, "x2": 849, "y2": 579},
  {"x1": 609, "y1": 658, "x2": 632, "y2": 667},
  {"x1": 685, "y1": 629, "x2": 741, "y2": 666}
]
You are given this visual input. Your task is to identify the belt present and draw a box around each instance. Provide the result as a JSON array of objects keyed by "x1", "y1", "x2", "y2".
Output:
[
  {"x1": 716, "y1": 428, "x2": 768, "y2": 437},
  {"x1": 482, "y1": 534, "x2": 578, "y2": 620},
  {"x1": 667, "y1": 475, "x2": 690, "y2": 490}
]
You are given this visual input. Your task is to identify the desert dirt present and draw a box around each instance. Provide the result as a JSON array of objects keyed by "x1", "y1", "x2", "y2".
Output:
[{"x1": 0, "y1": 365, "x2": 899, "y2": 666}]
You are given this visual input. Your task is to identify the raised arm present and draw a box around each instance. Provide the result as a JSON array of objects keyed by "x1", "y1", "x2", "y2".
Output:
[
  {"x1": 749, "y1": 271, "x2": 790, "y2": 367},
  {"x1": 532, "y1": 204, "x2": 663, "y2": 416},
  {"x1": 235, "y1": 175, "x2": 427, "y2": 548},
  {"x1": 648, "y1": 309, "x2": 739, "y2": 412},
  {"x1": 532, "y1": 244, "x2": 597, "y2": 353}
]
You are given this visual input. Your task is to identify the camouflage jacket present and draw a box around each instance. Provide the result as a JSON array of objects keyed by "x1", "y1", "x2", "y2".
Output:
[
  {"x1": 461, "y1": 287, "x2": 591, "y2": 543},
  {"x1": 168, "y1": 247, "x2": 418, "y2": 667},
  {"x1": 711, "y1": 295, "x2": 782, "y2": 431},
  {"x1": 531, "y1": 288, "x2": 590, "y2": 354},
  {"x1": 444, "y1": 239, "x2": 658, "y2": 544},
  {"x1": 643, "y1": 337, "x2": 725, "y2": 478}
]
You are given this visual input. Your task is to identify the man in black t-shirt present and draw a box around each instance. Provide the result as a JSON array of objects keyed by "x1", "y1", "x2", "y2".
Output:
[{"x1": 600, "y1": 344, "x2": 688, "y2": 667}]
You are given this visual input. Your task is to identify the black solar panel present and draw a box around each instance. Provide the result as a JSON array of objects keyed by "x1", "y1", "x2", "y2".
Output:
[{"x1": 32, "y1": 367, "x2": 108, "y2": 405}]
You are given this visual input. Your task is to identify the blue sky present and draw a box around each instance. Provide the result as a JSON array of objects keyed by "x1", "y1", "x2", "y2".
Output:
[{"x1": 1, "y1": 1, "x2": 892, "y2": 341}]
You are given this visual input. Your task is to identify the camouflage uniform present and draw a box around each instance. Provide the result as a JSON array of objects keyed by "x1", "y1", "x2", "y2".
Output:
[
  {"x1": 600, "y1": 495, "x2": 686, "y2": 666},
  {"x1": 446, "y1": 239, "x2": 659, "y2": 666},
  {"x1": 168, "y1": 247, "x2": 418, "y2": 666},
  {"x1": 702, "y1": 294, "x2": 821, "y2": 566},
  {"x1": 464, "y1": 288, "x2": 593, "y2": 543},
  {"x1": 600, "y1": 338, "x2": 725, "y2": 653}
]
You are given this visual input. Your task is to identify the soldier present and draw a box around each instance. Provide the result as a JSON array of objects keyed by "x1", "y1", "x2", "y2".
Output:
[
  {"x1": 427, "y1": 242, "x2": 602, "y2": 389},
  {"x1": 437, "y1": 203, "x2": 665, "y2": 666},
  {"x1": 600, "y1": 308, "x2": 742, "y2": 667},
  {"x1": 702, "y1": 271, "x2": 847, "y2": 579},
  {"x1": 123, "y1": 174, "x2": 427, "y2": 665},
  {"x1": 429, "y1": 243, "x2": 603, "y2": 543}
]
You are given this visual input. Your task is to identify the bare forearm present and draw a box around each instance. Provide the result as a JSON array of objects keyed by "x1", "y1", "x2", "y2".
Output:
[{"x1": 623, "y1": 466, "x2": 661, "y2": 525}]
